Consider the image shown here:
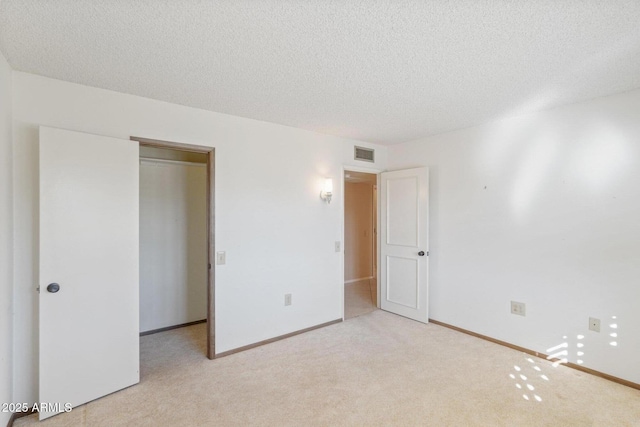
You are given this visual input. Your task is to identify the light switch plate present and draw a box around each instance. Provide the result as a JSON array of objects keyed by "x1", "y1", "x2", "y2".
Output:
[
  {"x1": 216, "y1": 251, "x2": 226, "y2": 265},
  {"x1": 335, "y1": 241, "x2": 341, "y2": 252}
]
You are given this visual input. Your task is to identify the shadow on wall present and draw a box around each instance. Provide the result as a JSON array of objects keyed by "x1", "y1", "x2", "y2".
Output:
[{"x1": 481, "y1": 117, "x2": 633, "y2": 224}]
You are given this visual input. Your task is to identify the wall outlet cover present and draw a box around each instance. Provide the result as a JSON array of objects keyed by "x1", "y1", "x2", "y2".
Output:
[{"x1": 510, "y1": 301, "x2": 526, "y2": 316}]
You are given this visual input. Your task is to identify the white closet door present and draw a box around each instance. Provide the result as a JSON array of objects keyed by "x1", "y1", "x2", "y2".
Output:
[{"x1": 39, "y1": 127, "x2": 139, "y2": 419}]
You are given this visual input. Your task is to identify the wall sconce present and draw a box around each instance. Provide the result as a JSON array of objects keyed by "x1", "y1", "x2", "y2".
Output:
[{"x1": 320, "y1": 178, "x2": 333, "y2": 204}]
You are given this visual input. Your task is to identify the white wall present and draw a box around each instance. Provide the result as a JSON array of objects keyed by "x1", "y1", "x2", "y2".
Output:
[
  {"x1": 0, "y1": 50, "x2": 13, "y2": 427},
  {"x1": 140, "y1": 160, "x2": 207, "y2": 332},
  {"x1": 344, "y1": 182, "x2": 374, "y2": 282},
  {"x1": 11, "y1": 72, "x2": 388, "y2": 403},
  {"x1": 388, "y1": 89, "x2": 640, "y2": 384}
]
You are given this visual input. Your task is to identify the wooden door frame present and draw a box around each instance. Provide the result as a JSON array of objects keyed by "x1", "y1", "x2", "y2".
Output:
[{"x1": 132, "y1": 136, "x2": 216, "y2": 359}]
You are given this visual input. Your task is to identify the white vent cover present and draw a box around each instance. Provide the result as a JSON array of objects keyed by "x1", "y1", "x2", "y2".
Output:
[{"x1": 354, "y1": 146, "x2": 375, "y2": 162}]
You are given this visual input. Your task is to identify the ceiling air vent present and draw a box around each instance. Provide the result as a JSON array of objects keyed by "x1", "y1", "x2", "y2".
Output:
[{"x1": 354, "y1": 146, "x2": 375, "y2": 163}]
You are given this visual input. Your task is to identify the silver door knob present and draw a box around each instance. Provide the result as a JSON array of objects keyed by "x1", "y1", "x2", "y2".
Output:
[
  {"x1": 418, "y1": 251, "x2": 425, "y2": 256},
  {"x1": 47, "y1": 283, "x2": 60, "y2": 293}
]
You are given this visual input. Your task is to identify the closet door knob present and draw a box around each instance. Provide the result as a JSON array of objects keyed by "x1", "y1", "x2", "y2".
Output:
[
  {"x1": 418, "y1": 251, "x2": 425, "y2": 256},
  {"x1": 47, "y1": 283, "x2": 60, "y2": 293}
]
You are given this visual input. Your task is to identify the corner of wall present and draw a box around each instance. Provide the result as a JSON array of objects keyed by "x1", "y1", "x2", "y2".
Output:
[{"x1": 0, "y1": 48, "x2": 14, "y2": 427}]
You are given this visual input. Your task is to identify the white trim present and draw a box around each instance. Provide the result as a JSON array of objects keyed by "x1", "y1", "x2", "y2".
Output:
[{"x1": 344, "y1": 165, "x2": 383, "y2": 175}]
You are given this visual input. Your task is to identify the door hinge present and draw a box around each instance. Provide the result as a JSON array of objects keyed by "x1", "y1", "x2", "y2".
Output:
[{"x1": 208, "y1": 263, "x2": 212, "y2": 270}]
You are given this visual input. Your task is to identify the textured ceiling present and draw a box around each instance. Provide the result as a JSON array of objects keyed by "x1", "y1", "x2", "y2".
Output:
[{"x1": 1, "y1": 1, "x2": 640, "y2": 145}]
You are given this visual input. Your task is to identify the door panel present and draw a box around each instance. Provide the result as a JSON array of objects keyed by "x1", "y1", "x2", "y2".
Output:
[
  {"x1": 386, "y1": 177, "x2": 418, "y2": 246},
  {"x1": 39, "y1": 127, "x2": 139, "y2": 419},
  {"x1": 380, "y1": 167, "x2": 429, "y2": 322},
  {"x1": 386, "y1": 256, "x2": 418, "y2": 308}
]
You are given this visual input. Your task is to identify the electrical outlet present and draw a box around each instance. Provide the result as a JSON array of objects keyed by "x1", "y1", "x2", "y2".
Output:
[
  {"x1": 510, "y1": 301, "x2": 526, "y2": 316},
  {"x1": 589, "y1": 317, "x2": 600, "y2": 332},
  {"x1": 285, "y1": 293, "x2": 292, "y2": 306},
  {"x1": 335, "y1": 241, "x2": 341, "y2": 252},
  {"x1": 216, "y1": 251, "x2": 226, "y2": 265}
]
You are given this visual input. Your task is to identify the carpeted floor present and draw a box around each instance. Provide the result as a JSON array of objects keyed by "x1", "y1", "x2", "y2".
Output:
[{"x1": 15, "y1": 310, "x2": 640, "y2": 426}]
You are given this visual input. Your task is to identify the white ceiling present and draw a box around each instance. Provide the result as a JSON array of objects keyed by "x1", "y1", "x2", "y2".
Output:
[{"x1": 1, "y1": 1, "x2": 640, "y2": 145}]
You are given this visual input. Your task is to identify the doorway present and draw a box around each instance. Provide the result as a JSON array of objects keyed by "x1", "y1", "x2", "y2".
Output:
[
  {"x1": 133, "y1": 137, "x2": 215, "y2": 359},
  {"x1": 38, "y1": 128, "x2": 216, "y2": 417},
  {"x1": 344, "y1": 170, "x2": 378, "y2": 319}
]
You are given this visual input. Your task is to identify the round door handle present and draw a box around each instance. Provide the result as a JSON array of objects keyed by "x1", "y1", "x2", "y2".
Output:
[
  {"x1": 418, "y1": 251, "x2": 425, "y2": 256},
  {"x1": 47, "y1": 283, "x2": 60, "y2": 293}
]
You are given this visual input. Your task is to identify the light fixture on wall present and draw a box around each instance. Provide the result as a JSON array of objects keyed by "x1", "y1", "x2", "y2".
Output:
[{"x1": 320, "y1": 178, "x2": 333, "y2": 204}]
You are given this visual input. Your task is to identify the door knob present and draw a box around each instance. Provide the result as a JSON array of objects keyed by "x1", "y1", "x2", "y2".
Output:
[
  {"x1": 47, "y1": 283, "x2": 60, "y2": 293},
  {"x1": 418, "y1": 251, "x2": 425, "y2": 256}
]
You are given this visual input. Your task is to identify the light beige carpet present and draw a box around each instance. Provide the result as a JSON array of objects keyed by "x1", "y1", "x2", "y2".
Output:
[
  {"x1": 15, "y1": 311, "x2": 640, "y2": 426},
  {"x1": 344, "y1": 278, "x2": 377, "y2": 319}
]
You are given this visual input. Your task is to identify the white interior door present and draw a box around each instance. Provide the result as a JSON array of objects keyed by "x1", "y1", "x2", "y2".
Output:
[
  {"x1": 380, "y1": 167, "x2": 429, "y2": 323},
  {"x1": 39, "y1": 127, "x2": 140, "y2": 419}
]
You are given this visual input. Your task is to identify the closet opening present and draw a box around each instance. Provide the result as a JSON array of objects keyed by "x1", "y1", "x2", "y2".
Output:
[{"x1": 133, "y1": 137, "x2": 215, "y2": 359}]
